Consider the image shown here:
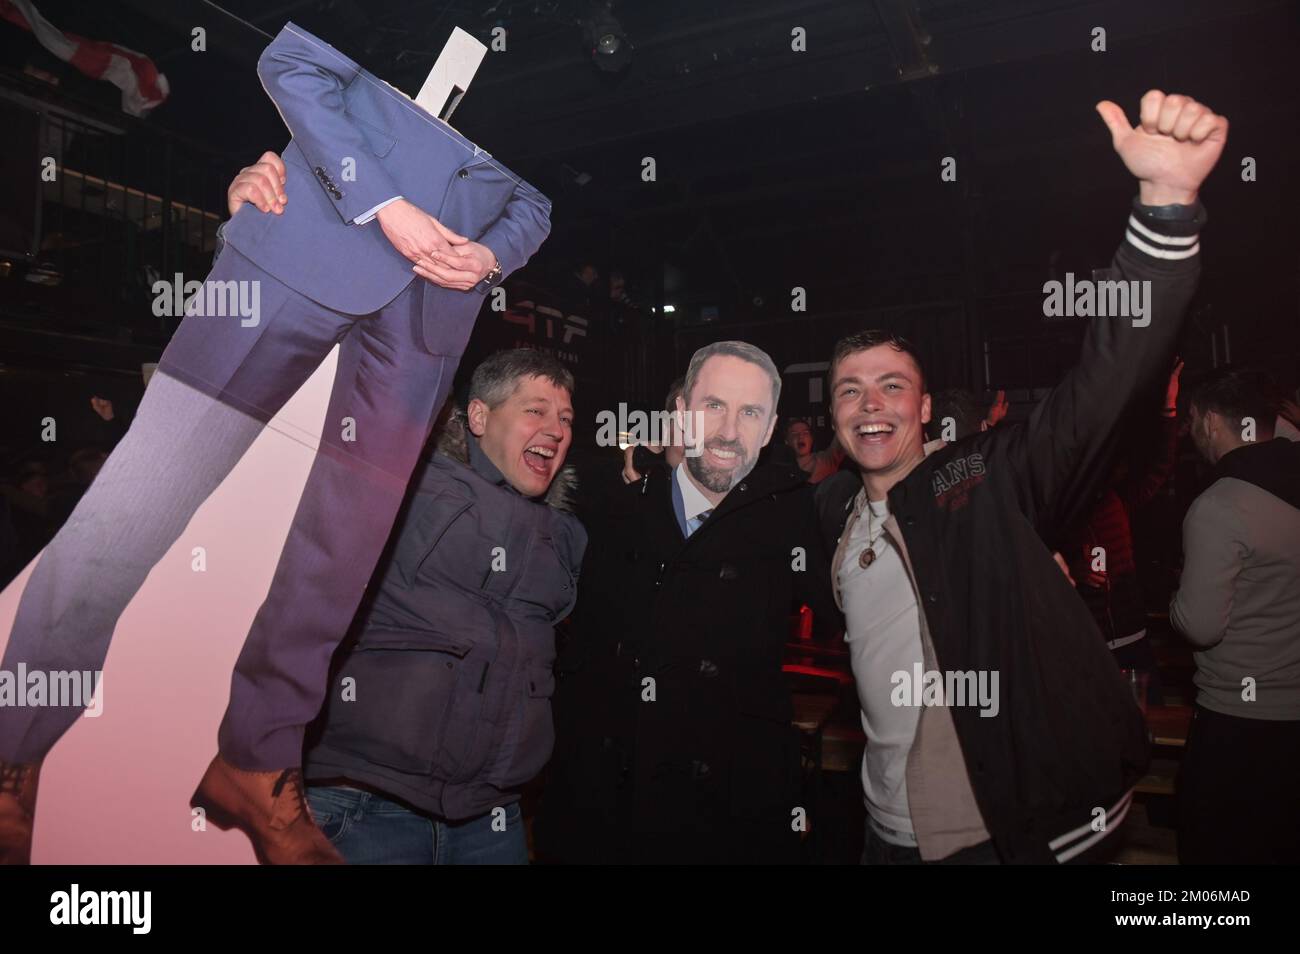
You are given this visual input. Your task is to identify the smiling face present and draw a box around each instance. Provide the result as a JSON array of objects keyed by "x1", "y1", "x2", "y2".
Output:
[
  {"x1": 831, "y1": 344, "x2": 931, "y2": 497},
  {"x1": 467, "y1": 374, "x2": 574, "y2": 497},
  {"x1": 677, "y1": 354, "x2": 777, "y2": 503}
]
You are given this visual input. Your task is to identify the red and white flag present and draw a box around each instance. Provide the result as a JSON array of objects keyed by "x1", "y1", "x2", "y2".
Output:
[{"x1": 0, "y1": 0, "x2": 169, "y2": 116}]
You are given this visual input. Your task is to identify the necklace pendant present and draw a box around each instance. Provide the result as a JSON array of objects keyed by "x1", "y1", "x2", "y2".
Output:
[{"x1": 859, "y1": 546, "x2": 876, "y2": 568}]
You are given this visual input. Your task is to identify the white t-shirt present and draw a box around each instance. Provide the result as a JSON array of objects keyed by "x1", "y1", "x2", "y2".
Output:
[{"x1": 837, "y1": 492, "x2": 926, "y2": 837}]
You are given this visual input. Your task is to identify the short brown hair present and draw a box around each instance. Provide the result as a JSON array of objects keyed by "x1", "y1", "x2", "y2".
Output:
[
  {"x1": 468, "y1": 348, "x2": 575, "y2": 408},
  {"x1": 828, "y1": 330, "x2": 926, "y2": 394},
  {"x1": 1187, "y1": 367, "x2": 1275, "y2": 437}
]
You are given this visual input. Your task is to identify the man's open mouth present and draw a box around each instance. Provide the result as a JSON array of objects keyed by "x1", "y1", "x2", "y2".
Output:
[
  {"x1": 855, "y1": 421, "x2": 896, "y2": 445},
  {"x1": 523, "y1": 444, "x2": 557, "y2": 475}
]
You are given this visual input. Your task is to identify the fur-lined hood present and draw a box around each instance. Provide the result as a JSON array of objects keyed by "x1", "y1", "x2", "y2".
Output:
[{"x1": 434, "y1": 410, "x2": 579, "y2": 513}]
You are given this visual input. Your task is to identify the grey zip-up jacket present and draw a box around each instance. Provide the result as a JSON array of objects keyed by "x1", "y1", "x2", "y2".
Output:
[{"x1": 304, "y1": 415, "x2": 586, "y2": 820}]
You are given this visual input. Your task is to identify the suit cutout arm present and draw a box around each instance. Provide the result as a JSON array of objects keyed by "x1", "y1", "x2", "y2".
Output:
[
  {"x1": 474, "y1": 179, "x2": 553, "y2": 293},
  {"x1": 257, "y1": 25, "x2": 401, "y2": 225}
]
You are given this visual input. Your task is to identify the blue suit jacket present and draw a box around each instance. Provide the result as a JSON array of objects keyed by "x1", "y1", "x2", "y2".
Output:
[{"x1": 222, "y1": 22, "x2": 552, "y2": 355}]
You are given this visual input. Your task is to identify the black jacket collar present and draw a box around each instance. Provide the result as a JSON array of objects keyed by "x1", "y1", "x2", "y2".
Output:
[{"x1": 1212, "y1": 438, "x2": 1300, "y2": 510}]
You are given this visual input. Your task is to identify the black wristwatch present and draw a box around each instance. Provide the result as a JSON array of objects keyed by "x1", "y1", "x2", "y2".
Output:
[
  {"x1": 1133, "y1": 196, "x2": 1206, "y2": 230},
  {"x1": 475, "y1": 255, "x2": 502, "y2": 293}
]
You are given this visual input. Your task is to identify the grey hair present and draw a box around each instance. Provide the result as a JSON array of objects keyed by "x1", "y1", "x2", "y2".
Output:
[
  {"x1": 682, "y1": 340, "x2": 781, "y2": 413},
  {"x1": 468, "y1": 348, "x2": 575, "y2": 409}
]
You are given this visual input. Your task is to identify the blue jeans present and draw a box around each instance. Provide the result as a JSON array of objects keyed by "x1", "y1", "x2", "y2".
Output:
[{"x1": 307, "y1": 785, "x2": 529, "y2": 865}]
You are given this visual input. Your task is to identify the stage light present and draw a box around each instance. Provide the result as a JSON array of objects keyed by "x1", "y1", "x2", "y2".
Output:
[{"x1": 583, "y1": 2, "x2": 631, "y2": 73}]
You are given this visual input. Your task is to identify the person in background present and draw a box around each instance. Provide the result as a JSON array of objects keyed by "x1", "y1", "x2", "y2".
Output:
[
  {"x1": 1170, "y1": 367, "x2": 1300, "y2": 864},
  {"x1": 87, "y1": 396, "x2": 127, "y2": 448},
  {"x1": 0, "y1": 459, "x2": 54, "y2": 584},
  {"x1": 609, "y1": 269, "x2": 632, "y2": 308},
  {"x1": 0, "y1": 396, "x2": 125, "y2": 585},
  {"x1": 783, "y1": 419, "x2": 845, "y2": 484},
  {"x1": 1063, "y1": 360, "x2": 1184, "y2": 704},
  {"x1": 567, "y1": 261, "x2": 601, "y2": 311}
]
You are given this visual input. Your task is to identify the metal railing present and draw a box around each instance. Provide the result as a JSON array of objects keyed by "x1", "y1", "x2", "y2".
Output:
[{"x1": 0, "y1": 79, "x2": 238, "y2": 342}]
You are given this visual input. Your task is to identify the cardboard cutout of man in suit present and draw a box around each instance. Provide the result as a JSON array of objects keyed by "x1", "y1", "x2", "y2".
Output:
[{"x1": 0, "y1": 22, "x2": 551, "y2": 864}]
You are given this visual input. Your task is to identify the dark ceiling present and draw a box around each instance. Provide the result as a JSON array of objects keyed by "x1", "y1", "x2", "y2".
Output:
[{"x1": 4, "y1": 0, "x2": 1298, "y2": 371}]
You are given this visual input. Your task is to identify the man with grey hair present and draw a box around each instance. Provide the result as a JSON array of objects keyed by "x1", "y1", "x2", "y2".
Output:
[
  {"x1": 538, "y1": 340, "x2": 839, "y2": 864},
  {"x1": 283, "y1": 348, "x2": 585, "y2": 864}
]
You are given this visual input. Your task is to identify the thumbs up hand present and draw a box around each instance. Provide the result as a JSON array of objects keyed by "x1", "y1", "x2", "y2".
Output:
[{"x1": 1095, "y1": 91, "x2": 1228, "y2": 206}]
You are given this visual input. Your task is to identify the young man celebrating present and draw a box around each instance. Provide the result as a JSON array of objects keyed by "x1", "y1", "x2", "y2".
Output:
[{"x1": 816, "y1": 90, "x2": 1226, "y2": 864}]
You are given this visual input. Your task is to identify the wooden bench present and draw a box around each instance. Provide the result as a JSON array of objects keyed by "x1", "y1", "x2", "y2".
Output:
[{"x1": 1147, "y1": 704, "x2": 1192, "y2": 747}]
